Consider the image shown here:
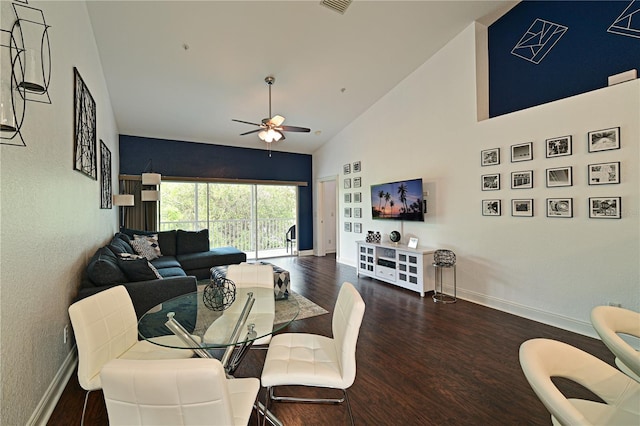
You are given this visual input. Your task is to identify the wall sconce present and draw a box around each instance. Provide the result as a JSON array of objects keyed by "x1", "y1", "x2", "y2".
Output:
[
  {"x1": 0, "y1": 29, "x2": 26, "y2": 147},
  {"x1": 11, "y1": 3, "x2": 52, "y2": 104}
]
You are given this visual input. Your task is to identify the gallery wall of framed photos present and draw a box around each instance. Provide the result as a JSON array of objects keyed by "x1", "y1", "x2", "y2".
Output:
[
  {"x1": 343, "y1": 160, "x2": 363, "y2": 234},
  {"x1": 480, "y1": 126, "x2": 622, "y2": 219}
]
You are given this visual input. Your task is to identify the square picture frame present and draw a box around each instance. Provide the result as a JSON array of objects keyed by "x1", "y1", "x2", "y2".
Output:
[
  {"x1": 344, "y1": 207, "x2": 352, "y2": 218},
  {"x1": 354, "y1": 222, "x2": 362, "y2": 233},
  {"x1": 589, "y1": 197, "x2": 621, "y2": 219},
  {"x1": 482, "y1": 199, "x2": 501, "y2": 216},
  {"x1": 344, "y1": 193, "x2": 352, "y2": 203},
  {"x1": 481, "y1": 148, "x2": 500, "y2": 166},
  {"x1": 511, "y1": 170, "x2": 533, "y2": 189},
  {"x1": 482, "y1": 173, "x2": 500, "y2": 191},
  {"x1": 546, "y1": 166, "x2": 573, "y2": 187},
  {"x1": 343, "y1": 163, "x2": 351, "y2": 174},
  {"x1": 588, "y1": 162, "x2": 620, "y2": 185},
  {"x1": 511, "y1": 199, "x2": 533, "y2": 217},
  {"x1": 546, "y1": 135, "x2": 572, "y2": 158},
  {"x1": 511, "y1": 142, "x2": 533, "y2": 162},
  {"x1": 547, "y1": 198, "x2": 573, "y2": 218},
  {"x1": 354, "y1": 192, "x2": 362, "y2": 203},
  {"x1": 408, "y1": 237, "x2": 418, "y2": 249},
  {"x1": 344, "y1": 222, "x2": 352, "y2": 232},
  {"x1": 354, "y1": 207, "x2": 362, "y2": 218},
  {"x1": 588, "y1": 127, "x2": 620, "y2": 152},
  {"x1": 353, "y1": 161, "x2": 361, "y2": 173},
  {"x1": 344, "y1": 178, "x2": 351, "y2": 189},
  {"x1": 353, "y1": 177, "x2": 361, "y2": 188}
]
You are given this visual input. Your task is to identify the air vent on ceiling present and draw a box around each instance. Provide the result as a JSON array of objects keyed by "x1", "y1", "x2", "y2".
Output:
[{"x1": 320, "y1": 0, "x2": 352, "y2": 15}]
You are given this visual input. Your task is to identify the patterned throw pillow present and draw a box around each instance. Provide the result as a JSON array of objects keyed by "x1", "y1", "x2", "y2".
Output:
[
  {"x1": 131, "y1": 234, "x2": 162, "y2": 260},
  {"x1": 118, "y1": 253, "x2": 163, "y2": 280}
]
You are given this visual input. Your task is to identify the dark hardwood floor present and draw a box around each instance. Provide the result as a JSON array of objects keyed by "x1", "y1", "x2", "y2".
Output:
[{"x1": 48, "y1": 254, "x2": 614, "y2": 425}]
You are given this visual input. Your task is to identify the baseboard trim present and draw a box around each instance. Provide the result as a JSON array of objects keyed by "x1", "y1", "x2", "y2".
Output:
[
  {"x1": 28, "y1": 347, "x2": 77, "y2": 426},
  {"x1": 298, "y1": 249, "x2": 314, "y2": 257}
]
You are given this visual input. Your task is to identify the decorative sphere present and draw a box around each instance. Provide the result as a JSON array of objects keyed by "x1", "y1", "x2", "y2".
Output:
[
  {"x1": 390, "y1": 231, "x2": 401, "y2": 243},
  {"x1": 203, "y1": 277, "x2": 236, "y2": 311}
]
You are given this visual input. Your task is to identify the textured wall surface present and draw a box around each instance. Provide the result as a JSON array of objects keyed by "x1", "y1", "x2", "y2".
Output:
[{"x1": 0, "y1": 2, "x2": 118, "y2": 424}]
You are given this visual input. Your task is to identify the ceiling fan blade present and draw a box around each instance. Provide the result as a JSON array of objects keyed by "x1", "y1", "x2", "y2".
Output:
[
  {"x1": 276, "y1": 130, "x2": 286, "y2": 141},
  {"x1": 271, "y1": 115, "x2": 285, "y2": 127},
  {"x1": 280, "y1": 125, "x2": 311, "y2": 133},
  {"x1": 240, "y1": 129, "x2": 262, "y2": 136},
  {"x1": 232, "y1": 118, "x2": 262, "y2": 127}
]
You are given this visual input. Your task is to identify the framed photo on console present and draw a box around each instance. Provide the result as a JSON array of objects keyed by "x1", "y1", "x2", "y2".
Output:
[{"x1": 588, "y1": 162, "x2": 620, "y2": 185}]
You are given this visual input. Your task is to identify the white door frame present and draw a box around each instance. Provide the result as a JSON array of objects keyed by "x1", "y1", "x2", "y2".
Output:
[{"x1": 315, "y1": 175, "x2": 338, "y2": 257}]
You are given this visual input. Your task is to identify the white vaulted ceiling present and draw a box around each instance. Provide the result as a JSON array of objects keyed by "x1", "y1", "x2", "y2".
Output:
[{"x1": 86, "y1": 1, "x2": 515, "y2": 154}]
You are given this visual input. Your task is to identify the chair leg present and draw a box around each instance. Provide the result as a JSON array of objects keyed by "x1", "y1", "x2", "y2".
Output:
[
  {"x1": 81, "y1": 390, "x2": 92, "y2": 426},
  {"x1": 343, "y1": 389, "x2": 354, "y2": 426},
  {"x1": 268, "y1": 387, "x2": 354, "y2": 424}
]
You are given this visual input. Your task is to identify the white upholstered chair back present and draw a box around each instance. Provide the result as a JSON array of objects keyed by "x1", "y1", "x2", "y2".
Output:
[
  {"x1": 227, "y1": 263, "x2": 274, "y2": 289},
  {"x1": 331, "y1": 282, "x2": 366, "y2": 388},
  {"x1": 519, "y1": 338, "x2": 640, "y2": 425},
  {"x1": 101, "y1": 358, "x2": 258, "y2": 426},
  {"x1": 591, "y1": 306, "x2": 640, "y2": 380},
  {"x1": 68, "y1": 286, "x2": 139, "y2": 391}
]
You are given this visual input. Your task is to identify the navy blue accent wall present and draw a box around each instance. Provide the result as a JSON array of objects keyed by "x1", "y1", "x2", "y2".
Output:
[
  {"x1": 119, "y1": 135, "x2": 313, "y2": 251},
  {"x1": 489, "y1": 1, "x2": 640, "y2": 117}
]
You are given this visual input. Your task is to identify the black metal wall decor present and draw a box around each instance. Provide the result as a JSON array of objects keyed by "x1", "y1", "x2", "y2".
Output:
[
  {"x1": 73, "y1": 67, "x2": 97, "y2": 179},
  {"x1": 0, "y1": 29, "x2": 26, "y2": 146},
  {"x1": 100, "y1": 140, "x2": 112, "y2": 209}
]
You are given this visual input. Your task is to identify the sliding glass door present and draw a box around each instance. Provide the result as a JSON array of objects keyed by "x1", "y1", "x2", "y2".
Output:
[{"x1": 160, "y1": 181, "x2": 297, "y2": 259}]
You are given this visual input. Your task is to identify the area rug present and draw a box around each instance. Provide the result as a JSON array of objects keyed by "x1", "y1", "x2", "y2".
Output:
[{"x1": 196, "y1": 281, "x2": 328, "y2": 325}]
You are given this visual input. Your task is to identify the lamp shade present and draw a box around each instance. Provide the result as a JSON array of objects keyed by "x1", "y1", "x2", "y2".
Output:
[
  {"x1": 141, "y1": 190, "x2": 159, "y2": 202},
  {"x1": 141, "y1": 172, "x2": 161, "y2": 185},
  {"x1": 112, "y1": 194, "x2": 134, "y2": 206}
]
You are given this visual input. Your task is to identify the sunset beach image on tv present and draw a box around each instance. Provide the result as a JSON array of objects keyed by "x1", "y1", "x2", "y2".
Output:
[{"x1": 370, "y1": 178, "x2": 424, "y2": 221}]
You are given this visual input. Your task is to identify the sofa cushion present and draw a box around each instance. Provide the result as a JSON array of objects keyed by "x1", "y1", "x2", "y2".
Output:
[
  {"x1": 158, "y1": 230, "x2": 177, "y2": 257},
  {"x1": 87, "y1": 247, "x2": 128, "y2": 286},
  {"x1": 157, "y1": 267, "x2": 188, "y2": 278},
  {"x1": 176, "y1": 229, "x2": 209, "y2": 254},
  {"x1": 177, "y1": 247, "x2": 246, "y2": 272},
  {"x1": 118, "y1": 255, "x2": 163, "y2": 281},
  {"x1": 150, "y1": 256, "x2": 182, "y2": 270},
  {"x1": 131, "y1": 234, "x2": 161, "y2": 260},
  {"x1": 107, "y1": 235, "x2": 135, "y2": 256}
]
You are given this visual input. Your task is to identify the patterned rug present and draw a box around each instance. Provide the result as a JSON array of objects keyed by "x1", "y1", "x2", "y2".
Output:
[{"x1": 196, "y1": 281, "x2": 328, "y2": 325}]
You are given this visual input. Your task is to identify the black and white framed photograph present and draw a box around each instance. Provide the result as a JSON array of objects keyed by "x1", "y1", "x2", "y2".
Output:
[
  {"x1": 354, "y1": 192, "x2": 362, "y2": 203},
  {"x1": 546, "y1": 135, "x2": 572, "y2": 158},
  {"x1": 73, "y1": 67, "x2": 97, "y2": 179},
  {"x1": 344, "y1": 193, "x2": 351, "y2": 203},
  {"x1": 354, "y1": 207, "x2": 362, "y2": 218},
  {"x1": 511, "y1": 142, "x2": 533, "y2": 162},
  {"x1": 589, "y1": 197, "x2": 621, "y2": 219},
  {"x1": 353, "y1": 177, "x2": 361, "y2": 188},
  {"x1": 511, "y1": 199, "x2": 533, "y2": 217},
  {"x1": 344, "y1": 207, "x2": 352, "y2": 218},
  {"x1": 588, "y1": 127, "x2": 620, "y2": 152},
  {"x1": 511, "y1": 170, "x2": 533, "y2": 189},
  {"x1": 546, "y1": 166, "x2": 573, "y2": 187},
  {"x1": 588, "y1": 162, "x2": 620, "y2": 185},
  {"x1": 344, "y1": 222, "x2": 352, "y2": 232},
  {"x1": 100, "y1": 140, "x2": 112, "y2": 209},
  {"x1": 482, "y1": 173, "x2": 500, "y2": 191},
  {"x1": 481, "y1": 148, "x2": 500, "y2": 166},
  {"x1": 344, "y1": 178, "x2": 351, "y2": 189},
  {"x1": 547, "y1": 198, "x2": 573, "y2": 218},
  {"x1": 343, "y1": 163, "x2": 351, "y2": 174},
  {"x1": 354, "y1": 222, "x2": 362, "y2": 233},
  {"x1": 482, "y1": 199, "x2": 501, "y2": 216},
  {"x1": 353, "y1": 161, "x2": 361, "y2": 173}
]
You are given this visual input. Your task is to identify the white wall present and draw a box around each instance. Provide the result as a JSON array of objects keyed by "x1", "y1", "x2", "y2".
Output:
[
  {"x1": 0, "y1": 2, "x2": 118, "y2": 424},
  {"x1": 313, "y1": 23, "x2": 639, "y2": 336}
]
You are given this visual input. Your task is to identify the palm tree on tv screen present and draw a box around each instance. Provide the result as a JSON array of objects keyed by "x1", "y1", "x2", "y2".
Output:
[
  {"x1": 384, "y1": 192, "x2": 391, "y2": 216},
  {"x1": 398, "y1": 183, "x2": 408, "y2": 214}
]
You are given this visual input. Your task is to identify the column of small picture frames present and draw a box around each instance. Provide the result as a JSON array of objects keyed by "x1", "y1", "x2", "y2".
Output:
[
  {"x1": 479, "y1": 126, "x2": 622, "y2": 219},
  {"x1": 343, "y1": 160, "x2": 363, "y2": 233}
]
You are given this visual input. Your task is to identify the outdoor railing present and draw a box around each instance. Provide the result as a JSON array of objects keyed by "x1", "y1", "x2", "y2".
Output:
[{"x1": 159, "y1": 218, "x2": 295, "y2": 252}]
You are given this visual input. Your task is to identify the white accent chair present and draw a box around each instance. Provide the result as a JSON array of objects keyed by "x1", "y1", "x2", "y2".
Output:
[
  {"x1": 68, "y1": 286, "x2": 197, "y2": 425},
  {"x1": 591, "y1": 306, "x2": 640, "y2": 382},
  {"x1": 519, "y1": 338, "x2": 640, "y2": 425},
  {"x1": 101, "y1": 358, "x2": 260, "y2": 426},
  {"x1": 261, "y1": 281, "x2": 365, "y2": 425},
  {"x1": 204, "y1": 263, "x2": 275, "y2": 346}
]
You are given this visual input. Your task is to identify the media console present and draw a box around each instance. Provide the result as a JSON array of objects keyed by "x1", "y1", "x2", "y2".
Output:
[{"x1": 356, "y1": 241, "x2": 434, "y2": 297}]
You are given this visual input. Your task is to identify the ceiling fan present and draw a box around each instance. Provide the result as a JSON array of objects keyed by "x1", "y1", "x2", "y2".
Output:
[{"x1": 232, "y1": 76, "x2": 311, "y2": 145}]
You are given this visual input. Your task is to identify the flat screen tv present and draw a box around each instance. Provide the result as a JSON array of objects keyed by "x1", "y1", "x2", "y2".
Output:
[{"x1": 371, "y1": 178, "x2": 424, "y2": 221}]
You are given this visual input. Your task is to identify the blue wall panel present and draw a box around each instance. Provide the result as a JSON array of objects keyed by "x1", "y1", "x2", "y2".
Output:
[
  {"x1": 489, "y1": 0, "x2": 640, "y2": 117},
  {"x1": 119, "y1": 135, "x2": 313, "y2": 251}
]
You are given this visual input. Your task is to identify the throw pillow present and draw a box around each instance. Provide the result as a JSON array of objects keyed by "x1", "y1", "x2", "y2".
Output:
[
  {"x1": 107, "y1": 235, "x2": 135, "y2": 256},
  {"x1": 176, "y1": 229, "x2": 210, "y2": 254},
  {"x1": 118, "y1": 253, "x2": 163, "y2": 281},
  {"x1": 131, "y1": 234, "x2": 162, "y2": 260},
  {"x1": 87, "y1": 247, "x2": 129, "y2": 286}
]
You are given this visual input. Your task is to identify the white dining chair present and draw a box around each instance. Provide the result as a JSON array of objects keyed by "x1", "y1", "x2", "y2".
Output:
[
  {"x1": 68, "y1": 286, "x2": 197, "y2": 425},
  {"x1": 101, "y1": 357, "x2": 260, "y2": 425},
  {"x1": 519, "y1": 338, "x2": 640, "y2": 425},
  {"x1": 591, "y1": 305, "x2": 640, "y2": 382},
  {"x1": 261, "y1": 281, "x2": 365, "y2": 425}
]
